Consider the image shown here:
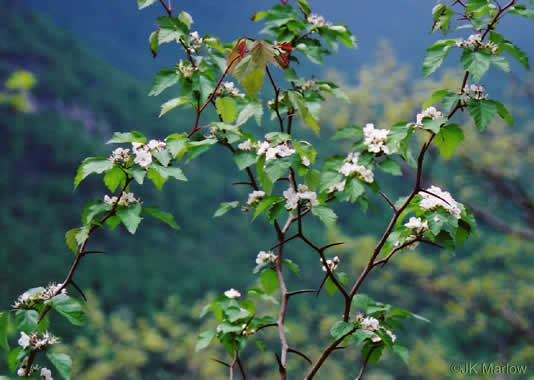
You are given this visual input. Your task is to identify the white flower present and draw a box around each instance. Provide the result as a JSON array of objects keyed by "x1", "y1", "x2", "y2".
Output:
[
  {"x1": 328, "y1": 180, "x2": 346, "y2": 194},
  {"x1": 256, "y1": 251, "x2": 277, "y2": 265},
  {"x1": 301, "y1": 156, "x2": 311, "y2": 167},
  {"x1": 217, "y1": 81, "x2": 243, "y2": 97},
  {"x1": 238, "y1": 139, "x2": 255, "y2": 151},
  {"x1": 363, "y1": 123, "x2": 392, "y2": 155},
  {"x1": 118, "y1": 192, "x2": 139, "y2": 207},
  {"x1": 134, "y1": 149, "x2": 152, "y2": 168},
  {"x1": 456, "y1": 33, "x2": 498, "y2": 54},
  {"x1": 256, "y1": 141, "x2": 270, "y2": 156},
  {"x1": 147, "y1": 139, "x2": 166, "y2": 153},
  {"x1": 371, "y1": 334, "x2": 382, "y2": 342},
  {"x1": 104, "y1": 195, "x2": 118, "y2": 205},
  {"x1": 17, "y1": 368, "x2": 26, "y2": 377},
  {"x1": 415, "y1": 106, "x2": 444, "y2": 128},
  {"x1": 338, "y1": 152, "x2": 374, "y2": 183},
  {"x1": 419, "y1": 185, "x2": 462, "y2": 219},
  {"x1": 361, "y1": 317, "x2": 380, "y2": 332},
  {"x1": 18, "y1": 332, "x2": 31, "y2": 349},
  {"x1": 386, "y1": 329, "x2": 397, "y2": 343},
  {"x1": 307, "y1": 13, "x2": 328, "y2": 27},
  {"x1": 463, "y1": 84, "x2": 488, "y2": 100},
  {"x1": 247, "y1": 190, "x2": 265, "y2": 206},
  {"x1": 41, "y1": 367, "x2": 53, "y2": 380},
  {"x1": 404, "y1": 217, "x2": 429, "y2": 234},
  {"x1": 283, "y1": 184, "x2": 319, "y2": 210},
  {"x1": 224, "y1": 288, "x2": 241, "y2": 299},
  {"x1": 264, "y1": 143, "x2": 295, "y2": 161},
  {"x1": 188, "y1": 31, "x2": 203, "y2": 52},
  {"x1": 283, "y1": 187, "x2": 299, "y2": 210},
  {"x1": 321, "y1": 256, "x2": 340, "y2": 272},
  {"x1": 177, "y1": 60, "x2": 195, "y2": 78},
  {"x1": 109, "y1": 147, "x2": 130, "y2": 164}
]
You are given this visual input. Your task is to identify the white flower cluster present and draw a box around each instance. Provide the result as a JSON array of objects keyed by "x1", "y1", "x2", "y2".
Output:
[
  {"x1": 256, "y1": 250, "x2": 277, "y2": 265},
  {"x1": 419, "y1": 185, "x2": 462, "y2": 219},
  {"x1": 404, "y1": 217, "x2": 429, "y2": 234},
  {"x1": 320, "y1": 256, "x2": 340, "y2": 272},
  {"x1": 224, "y1": 288, "x2": 241, "y2": 299},
  {"x1": 177, "y1": 59, "x2": 196, "y2": 79},
  {"x1": 188, "y1": 31, "x2": 203, "y2": 52},
  {"x1": 257, "y1": 141, "x2": 296, "y2": 162},
  {"x1": 355, "y1": 313, "x2": 397, "y2": 343},
  {"x1": 456, "y1": 33, "x2": 499, "y2": 54},
  {"x1": 238, "y1": 139, "x2": 254, "y2": 151},
  {"x1": 283, "y1": 184, "x2": 319, "y2": 210},
  {"x1": 327, "y1": 179, "x2": 346, "y2": 194},
  {"x1": 338, "y1": 152, "x2": 374, "y2": 183},
  {"x1": 363, "y1": 123, "x2": 393, "y2": 154},
  {"x1": 462, "y1": 84, "x2": 488, "y2": 100},
  {"x1": 307, "y1": 13, "x2": 330, "y2": 27},
  {"x1": 301, "y1": 79, "x2": 316, "y2": 90},
  {"x1": 104, "y1": 192, "x2": 139, "y2": 207},
  {"x1": 13, "y1": 283, "x2": 66, "y2": 309},
  {"x1": 18, "y1": 331, "x2": 59, "y2": 350},
  {"x1": 247, "y1": 190, "x2": 265, "y2": 206},
  {"x1": 41, "y1": 368, "x2": 53, "y2": 380},
  {"x1": 415, "y1": 106, "x2": 444, "y2": 128},
  {"x1": 131, "y1": 139, "x2": 166, "y2": 168},
  {"x1": 394, "y1": 235, "x2": 419, "y2": 250},
  {"x1": 16, "y1": 365, "x2": 44, "y2": 378},
  {"x1": 109, "y1": 147, "x2": 130, "y2": 164},
  {"x1": 215, "y1": 81, "x2": 244, "y2": 97}
]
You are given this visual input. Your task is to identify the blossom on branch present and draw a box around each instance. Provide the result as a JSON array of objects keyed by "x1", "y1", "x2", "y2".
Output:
[
  {"x1": 415, "y1": 106, "x2": 444, "y2": 128},
  {"x1": 338, "y1": 152, "x2": 374, "y2": 183},
  {"x1": 283, "y1": 184, "x2": 319, "y2": 210},
  {"x1": 321, "y1": 256, "x2": 340, "y2": 272},
  {"x1": 419, "y1": 185, "x2": 462, "y2": 219},
  {"x1": 247, "y1": 190, "x2": 265, "y2": 206},
  {"x1": 224, "y1": 288, "x2": 241, "y2": 299},
  {"x1": 256, "y1": 250, "x2": 277, "y2": 265}
]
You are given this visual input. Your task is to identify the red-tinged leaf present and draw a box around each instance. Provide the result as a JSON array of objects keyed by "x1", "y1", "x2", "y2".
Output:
[
  {"x1": 273, "y1": 53, "x2": 289, "y2": 69},
  {"x1": 278, "y1": 41, "x2": 293, "y2": 52},
  {"x1": 238, "y1": 40, "x2": 248, "y2": 57}
]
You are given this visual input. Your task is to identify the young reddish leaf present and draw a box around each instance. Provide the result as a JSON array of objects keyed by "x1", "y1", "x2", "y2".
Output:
[{"x1": 277, "y1": 41, "x2": 293, "y2": 52}]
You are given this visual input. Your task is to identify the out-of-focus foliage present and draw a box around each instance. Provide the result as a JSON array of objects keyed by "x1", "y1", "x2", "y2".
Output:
[{"x1": 0, "y1": 70, "x2": 36, "y2": 112}]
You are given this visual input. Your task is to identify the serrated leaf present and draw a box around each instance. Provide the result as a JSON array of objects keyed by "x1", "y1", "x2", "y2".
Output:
[
  {"x1": 423, "y1": 89, "x2": 449, "y2": 109},
  {"x1": 65, "y1": 228, "x2": 80, "y2": 254},
  {"x1": 422, "y1": 117, "x2": 447, "y2": 133},
  {"x1": 73, "y1": 157, "x2": 113, "y2": 189},
  {"x1": 345, "y1": 178, "x2": 365, "y2": 202},
  {"x1": 117, "y1": 204, "x2": 143, "y2": 234},
  {"x1": 233, "y1": 150, "x2": 257, "y2": 170},
  {"x1": 490, "y1": 55, "x2": 510, "y2": 72},
  {"x1": 332, "y1": 124, "x2": 362, "y2": 140},
  {"x1": 434, "y1": 123, "x2": 464, "y2": 159},
  {"x1": 144, "y1": 207, "x2": 179, "y2": 229},
  {"x1": 107, "y1": 130, "x2": 147, "y2": 144},
  {"x1": 137, "y1": 0, "x2": 157, "y2": 10},
  {"x1": 215, "y1": 97, "x2": 238, "y2": 123},
  {"x1": 46, "y1": 352, "x2": 72, "y2": 380},
  {"x1": 15, "y1": 310, "x2": 39, "y2": 333},
  {"x1": 149, "y1": 69, "x2": 179, "y2": 96},
  {"x1": 253, "y1": 196, "x2": 282, "y2": 221},
  {"x1": 195, "y1": 329, "x2": 216, "y2": 352},
  {"x1": 0, "y1": 312, "x2": 8, "y2": 351},
  {"x1": 311, "y1": 206, "x2": 337, "y2": 227},
  {"x1": 461, "y1": 50, "x2": 491, "y2": 82},
  {"x1": 423, "y1": 40, "x2": 456, "y2": 76},
  {"x1": 288, "y1": 91, "x2": 319, "y2": 133},
  {"x1": 260, "y1": 269, "x2": 279, "y2": 295},
  {"x1": 48, "y1": 294, "x2": 87, "y2": 326},
  {"x1": 213, "y1": 201, "x2": 240, "y2": 218},
  {"x1": 330, "y1": 321, "x2": 354, "y2": 340},
  {"x1": 159, "y1": 96, "x2": 189, "y2": 117},
  {"x1": 236, "y1": 102, "x2": 263, "y2": 126},
  {"x1": 378, "y1": 158, "x2": 402, "y2": 176},
  {"x1": 103, "y1": 166, "x2": 125, "y2": 192},
  {"x1": 494, "y1": 100, "x2": 514, "y2": 125},
  {"x1": 467, "y1": 99, "x2": 497, "y2": 131}
]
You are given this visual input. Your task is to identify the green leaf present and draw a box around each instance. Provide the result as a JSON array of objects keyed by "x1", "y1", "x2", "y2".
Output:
[
  {"x1": 192, "y1": 71, "x2": 214, "y2": 105},
  {"x1": 345, "y1": 178, "x2": 365, "y2": 202},
  {"x1": 253, "y1": 196, "x2": 282, "y2": 221},
  {"x1": 73, "y1": 157, "x2": 113, "y2": 189},
  {"x1": 149, "y1": 30, "x2": 159, "y2": 57},
  {"x1": 461, "y1": 50, "x2": 491, "y2": 82},
  {"x1": 332, "y1": 124, "x2": 362, "y2": 140},
  {"x1": 46, "y1": 352, "x2": 72, "y2": 380},
  {"x1": 215, "y1": 97, "x2": 238, "y2": 124},
  {"x1": 434, "y1": 123, "x2": 464, "y2": 159},
  {"x1": 260, "y1": 269, "x2": 279, "y2": 295},
  {"x1": 107, "y1": 130, "x2": 147, "y2": 144},
  {"x1": 8, "y1": 347, "x2": 22, "y2": 372},
  {"x1": 378, "y1": 158, "x2": 402, "y2": 176},
  {"x1": 490, "y1": 55, "x2": 511, "y2": 72},
  {"x1": 501, "y1": 40, "x2": 529, "y2": 69},
  {"x1": 264, "y1": 156, "x2": 293, "y2": 183},
  {"x1": 493, "y1": 100, "x2": 514, "y2": 125},
  {"x1": 288, "y1": 91, "x2": 319, "y2": 133},
  {"x1": 442, "y1": 92, "x2": 462, "y2": 113},
  {"x1": 432, "y1": 5, "x2": 454, "y2": 34},
  {"x1": 422, "y1": 117, "x2": 447, "y2": 134},
  {"x1": 241, "y1": 67, "x2": 265, "y2": 98},
  {"x1": 103, "y1": 166, "x2": 125, "y2": 193},
  {"x1": 466, "y1": 99, "x2": 497, "y2": 131},
  {"x1": 195, "y1": 329, "x2": 216, "y2": 352},
  {"x1": 233, "y1": 150, "x2": 257, "y2": 170},
  {"x1": 213, "y1": 201, "x2": 240, "y2": 218},
  {"x1": 147, "y1": 165, "x2": 187, "y2": 190},
  {"x1": 330, "y1": 321, "x2": 354, "y2": 340},
  {"x1": 311, "y1": 206, "x2": 337, "y2": 227},
  {"x1": 423, "y1": 39, "x2": 456, "y2": 77},
  {"x1": 236, "y1": 102, "x2": 263, "y2": 126},
  {"x1": 48, "y1": 294, "x2": 87, "y2": 326},
  {"x1": 144, "y1": 207, "x2": 179, "y2": 229},
  {"x1": 282, "y1": 259, "x2": 300, "y2": 276},
  {"x1": 324, "y1": 277, "x2": 338, "y2": 296},
  {"x1": 423, "y1": 89, "x2": 449, "y2": 109},
  {"x1": 159, "y1": 96, "x2": 189, "y2": 117},
  {"x1": 366, "y1": 343, "x2": 384, "y2": 365},
  {"x1": 149, "y1": 69, "x2": 179, "y2": 96},
  {"x1": 137, "y1": 0, "x2": 157, "y2": 9},
  {"x1": 65, "y1": 228, "x2": 80, "y2": 254},
  {"x1": 392, "y1": 343, "x2": 410, "y2": 365},
  {"x1": 117, "y1": 204, "x2": 143, "y2": 234},
  {"x1": 14, "y1": 310, "x2": 39, "y2": 333},
  {"x1": 305, "y1": 169, "x2": 321, "y2": 190},
  {"x1": 509, "y1": 6, "x2": 534, "y2": 20},
  {"x1": 82, "y1": 201, "x2": 111, "y2": 226},
  {"x1": 0, "y1": 312, "x2": 8, "y2": 351},
  {"x1": 178, "y1": 11, "x2": 193, "y2": 30},
  {"x1": 256, "y1": 156, "x2": 273, "y2": 195}
]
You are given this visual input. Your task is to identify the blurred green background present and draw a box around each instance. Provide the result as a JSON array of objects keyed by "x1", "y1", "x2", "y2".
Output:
[{"x1": 2, "y1": 0, "x2": 534, "y2": 378}]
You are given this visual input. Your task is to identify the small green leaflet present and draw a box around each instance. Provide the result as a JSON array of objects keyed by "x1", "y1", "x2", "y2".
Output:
[
  {"x1": 253, "y1": 196, "x2": 283, "y2": 221},
  {"x1": 392, "y1": 343, "x2": 410, "y2": 365},
  {"x1": 73, "y1": 157, "x2": 113, "y2": 189},
  {"x1": 65, "y1": 228, "x2": 80, "y2": 254},
  {"x1": 494, "y1": 100, "x2": 514, "y2": 125},
  {"x1": 144, "y1": 207, "x2": 180, "y2": 229},
  {"x1": 103, "y1": 166, "x2": 125, "y2": 192},
  {"x1": 332, "y1": 124, "x2": 362, "y2": 140},
  {"x1": 461, "y1": 50, "x2": 491, "y2": 82},
  {"x1": 330, "y1": 321, "x2": 354, "y2": 340},
  {"x1": 15, "y1": 309, "x2": 39, "y2": 333},
  {"x1": 233, "y1": 150, "x2": 257, "y2": 170},
  {"x1": 107, "y1": 130, "x2": 147, "y2": 144},
  {"x1": 215, "y1": 97, "x2": 238, "y2": 123},
  {"x1": 195, "y1": 329, "x2": 216, "y2": 352},
  {"x1": 48, "y1": 294, "x2": 88, "y2": 326},
  {"x1": 117, "y1": 204, "x2": 143, "y2": 234},
  {"x1": 466, "y1": 99, "x2": 497, "y2": 131},
  {"x1": 378, "y1": 158, "x2": 402, "y2": 176},
  {"x1": 288, "y1": 91, "x2": 320, "y2": 133},
  {"x1": 213, "y1": 201, "x2": 240, "y2": 218},
  {"x1": 149, "y1": 69, "x2": 179, "y2": 96},
  {"x1": 46, "y1": 352, "x2": 72, "y2": 380},
  {"x1": 149, "y1": 30, "x2": 159, "y2": 57},
  {"x1": 0, "y1": 312, "x2": 8, "y2": 350},
  {"x1": 423, "y1": 39, "x2": 456, "y2": 77},
  {"x1": 422, "y1": 89, "x2": 449, "y2": 109},
  {"x1": 311, "y1": 206, "x2": 337, "y2": 227},
  {"x1": 236, "y1": 102, "x2": 263, "y2": 126},
  {"x1": 159, "y1": 96, "x2": 189, "y2": 117},
  {"x1": 260, "y1": 268, "x2": 279, "y2": 295},
  {"x1": 489, "y1": 31, "x2": 529, "y2": 69},
  {"x1": 434, "y1": 123, "x2": 464, "y2": 159},
  {"x1": 422, "y1": 117, "x2": 447, "y2": 133},
  {"x1": 137, "y1": 0, "x2": 157, "y2": 10}
]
